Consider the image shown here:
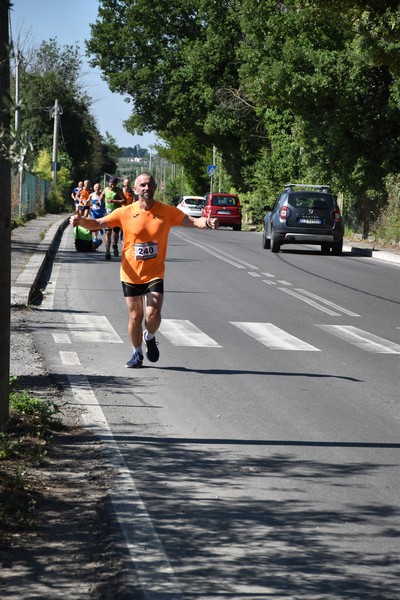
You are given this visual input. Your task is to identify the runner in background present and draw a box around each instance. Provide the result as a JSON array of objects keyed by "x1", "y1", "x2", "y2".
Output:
[
  {"x1": 71, "y1": 180, "x2": 83, "y2": 210},
  {"x1": 89, "y1": 182, "x2": 104, "y2": 244},
  {"x1": 122, "y1": 178, "x2": 135, "y2": 205},
  {"x1": 76, "y1": 180, "x2": 92, "y2": 216},
  {"x1": 98, "y1": 176, "x2": 124, "y2": 260}
]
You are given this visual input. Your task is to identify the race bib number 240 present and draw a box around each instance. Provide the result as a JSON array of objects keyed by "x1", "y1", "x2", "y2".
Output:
[{"x1": 134, "y1": 242, "x2": 158, "y2": 260}]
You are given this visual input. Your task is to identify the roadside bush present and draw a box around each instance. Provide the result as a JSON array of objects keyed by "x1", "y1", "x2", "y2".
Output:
[{"x1": 373, "y1": 175, "x2": 400, "y2": 244}]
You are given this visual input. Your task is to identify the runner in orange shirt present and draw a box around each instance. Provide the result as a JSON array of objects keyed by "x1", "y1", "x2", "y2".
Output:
[
  {"x1": 76, "y1": 180, "x2": 92, "y2": 216},
  {"x1": 70, "y1": 172, "x2": 218, "y2": 368},
  {"x1": 122, "y1": 177, "x2": 135, "y2": 205}
]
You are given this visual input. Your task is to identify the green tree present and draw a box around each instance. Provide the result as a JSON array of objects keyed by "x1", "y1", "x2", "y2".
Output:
[
  {"x1": 237, "y1": 0, "x2": 400, "y2": 229},
  {"x1": 87, "y1": 0, "x2": 400, "y2": 232},
  {"x1": 14, "y1": 38, "x2": 117, "y2": 184},
  {"x1": 87, "y1": 0, "x2": 263, "y2": 190}
]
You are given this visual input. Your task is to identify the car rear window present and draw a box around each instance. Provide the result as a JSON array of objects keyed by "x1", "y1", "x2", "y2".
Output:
[
  {"x1": 185, "y1": 199, "x2": 204, "y2": 207},
  {"x1": 211, "y1": 196, "x2": 238, "y2": 206},
  {"x1": 287, "y1": 193, "x2": 333, "y2": 209}
]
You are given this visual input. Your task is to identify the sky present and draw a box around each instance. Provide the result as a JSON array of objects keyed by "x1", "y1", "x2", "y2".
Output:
[{"x1": 10, "y1": 0, "x2": 157, "y2": 150}]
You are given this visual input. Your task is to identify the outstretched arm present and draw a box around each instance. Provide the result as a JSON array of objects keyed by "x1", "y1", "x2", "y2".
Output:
[
  {"x1": 70, "y1": 213, "x2": 108, "y2": 231},
  {"x1": 180, "y1": 215, "x2": 219, "y2": 229}
]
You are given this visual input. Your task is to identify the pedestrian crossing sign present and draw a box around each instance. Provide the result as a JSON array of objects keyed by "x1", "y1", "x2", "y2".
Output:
[{"x1": 207, "y1": 165, "x2": 217, "y2": 176}]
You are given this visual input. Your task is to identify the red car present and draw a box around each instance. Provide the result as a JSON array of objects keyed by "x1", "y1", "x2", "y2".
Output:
[{"x1": 202, "y1": 193, "x2": 242, "y2": 230}]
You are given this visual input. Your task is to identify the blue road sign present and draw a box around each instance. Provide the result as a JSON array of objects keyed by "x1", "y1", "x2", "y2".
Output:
[{"x1": 207, "y1": 165, "x2": 217, "y2": 176}]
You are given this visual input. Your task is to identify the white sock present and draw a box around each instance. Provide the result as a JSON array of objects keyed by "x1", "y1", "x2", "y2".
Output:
[
  {"x1": 134, "y1": 345, "x2": 143, "y2": 355},
  {"x1": 144, "y1": 330, "x2": 155, "y2": 341}
]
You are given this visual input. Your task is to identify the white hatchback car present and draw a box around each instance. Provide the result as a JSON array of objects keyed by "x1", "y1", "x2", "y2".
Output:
[{"x1": 176, "y1": 195, "x2": 205, "y2": 218}]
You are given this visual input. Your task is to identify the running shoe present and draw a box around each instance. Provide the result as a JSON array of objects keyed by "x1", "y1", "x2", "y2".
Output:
[
  {"x1": 113, "y1": 244, "x2": 119, "y2": 257},
  {"x1": 105, "y1": 251, "x2": 111, "y2": 260},
  {"x1": 126, "y1": 351, "x2": 143, "y2": 368},
  {"x1": 143, "y1": 333, "x2": 160, "y2": 363}
]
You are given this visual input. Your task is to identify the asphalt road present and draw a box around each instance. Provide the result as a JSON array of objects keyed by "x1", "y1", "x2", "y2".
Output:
[{"x1": 30, "y1": 225, "x2": 400, "y2": 599}]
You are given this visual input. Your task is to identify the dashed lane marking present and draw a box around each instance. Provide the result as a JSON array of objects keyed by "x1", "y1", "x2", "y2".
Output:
[{"x1": 277, "y1": 280, "x2": 292, "y2": 286}]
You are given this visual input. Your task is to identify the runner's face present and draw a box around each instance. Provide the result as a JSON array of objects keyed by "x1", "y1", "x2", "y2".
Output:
[{"x1": 135, "y1": 175, "x2": 157, "y2": 201}]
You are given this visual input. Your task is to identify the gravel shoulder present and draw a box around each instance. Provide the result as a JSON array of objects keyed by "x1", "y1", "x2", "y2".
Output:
[{"x1": 1, "y1": 308, "x2": 129, "y2": 599}]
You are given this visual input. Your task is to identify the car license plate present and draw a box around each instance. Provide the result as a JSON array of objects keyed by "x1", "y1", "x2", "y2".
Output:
[
  {"x1": 217, "y1": 210, "x2": 231, "y2": 214},
  {"x1": 299, "y1": 217, "x2": 322, "y2": 224}
]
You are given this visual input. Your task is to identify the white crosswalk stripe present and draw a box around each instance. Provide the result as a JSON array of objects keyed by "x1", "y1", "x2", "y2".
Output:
[
  {"x1": 55, "y1": 315, "x2": 398, "y2": 356},
  {"x1": 60, "y1": 351, "x2": 81, "y2": 366},
  {"x1": 231, "y1": 322, "x2": 320, "y2": 351},
  {"x1": 159, "y1": 319, "x2": 221, "y2": 347},
  {"x1": 52, "y1": 333, "x2": 71, "y2": 344},
  {"x1": 317, "y1": 325, "x2": 400, "y2": 353},
  {"x1": 64, "y1": 314, "x2": 123, "y2": 343}
]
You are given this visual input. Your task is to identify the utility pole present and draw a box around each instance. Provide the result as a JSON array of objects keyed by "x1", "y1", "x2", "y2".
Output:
[
  {"x1": 14, "y1": 50, "x2": 24, "y2": 216},
  {"x1": 51, "y1": 99, "x2": 62, "y2": 185},
  {"x1": 0, "y1": 0, "x2": 11, "y2": 426}
]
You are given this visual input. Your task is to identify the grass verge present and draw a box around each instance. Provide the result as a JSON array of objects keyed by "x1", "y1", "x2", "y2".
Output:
[{"x1": 0, "y1": 378, "x2": 63, "y2": 538}]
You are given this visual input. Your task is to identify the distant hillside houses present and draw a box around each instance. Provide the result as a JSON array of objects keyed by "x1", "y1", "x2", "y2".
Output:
[{"x1": 120, "y1": 145, "x2": 149, "y2": 159}]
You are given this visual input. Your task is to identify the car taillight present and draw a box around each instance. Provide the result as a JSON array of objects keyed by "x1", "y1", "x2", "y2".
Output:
[
  {"x1": 332, "y1": 208, "x2": 341, "y2": 223},
  {"x1": 279, "y1": 205, "x2": 290, "y2": 222}
]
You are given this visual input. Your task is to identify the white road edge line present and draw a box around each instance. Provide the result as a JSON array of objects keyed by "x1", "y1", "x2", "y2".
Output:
[{"x1": 67, "y1": 374, "x2": 184, "y2": 599}]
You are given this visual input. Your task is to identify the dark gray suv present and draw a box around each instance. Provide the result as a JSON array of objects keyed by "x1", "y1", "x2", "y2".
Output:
[{"x1": 262, "y1": 184, "x2": 344, "y2": 255}]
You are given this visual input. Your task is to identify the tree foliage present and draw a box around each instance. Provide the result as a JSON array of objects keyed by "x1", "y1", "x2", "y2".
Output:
[
  {"x1": 88, "y1": 1, "x2": 400, "y2": 229},
  {"x1": 13, "y1": 38, "x2": 117, "y2": 184}
]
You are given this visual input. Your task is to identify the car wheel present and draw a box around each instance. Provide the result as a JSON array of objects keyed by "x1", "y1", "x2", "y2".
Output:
[
  {"x1": 262, "y1": 231, "x2": 270, "y2": 249},
  {"x1": 332, "y1": 240, "x2": 343, "y2": 256},
  {"x1": 321, "y1": 243, "x2": 331, "y2": 254},
  {"x1": 270, "y1": 233, "x2": 281, "y2": 253},
  {"x1": 233, "y1": 224, "x2": 242, "y2": 231}
]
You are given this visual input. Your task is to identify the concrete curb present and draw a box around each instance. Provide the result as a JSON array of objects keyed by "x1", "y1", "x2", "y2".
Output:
[
  {"x1": 343, "y1": 243, "x2": 400, "y2": 264},
  {"x1": 11, "y1": 216, "x2": 70, "y2": 307}
]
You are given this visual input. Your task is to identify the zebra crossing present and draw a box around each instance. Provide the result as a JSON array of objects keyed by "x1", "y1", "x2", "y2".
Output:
[{"x1": 54, "y1": 314, "x2": 400, "y2": 357}]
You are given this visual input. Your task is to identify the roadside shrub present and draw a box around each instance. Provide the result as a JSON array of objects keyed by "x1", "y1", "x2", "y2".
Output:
[{"x1": 373, "y1": 175, "x2": 400, "y2": 244}]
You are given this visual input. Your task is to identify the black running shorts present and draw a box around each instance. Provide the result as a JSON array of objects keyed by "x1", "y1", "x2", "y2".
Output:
[{"x1": 122, "y1": 279, "x2": 164, "y2": 297}]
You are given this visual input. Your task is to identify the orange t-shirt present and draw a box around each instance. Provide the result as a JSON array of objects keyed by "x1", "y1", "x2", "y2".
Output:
[
  {"x1": 122, "y1": 188, "x2": 134, "y2": 205},
  {"x1": 78, "y1": 188, "x2": 91, "y2": 207},
  {"x1": 103, "y1": 201, "x2": 185, "y2": 283}
]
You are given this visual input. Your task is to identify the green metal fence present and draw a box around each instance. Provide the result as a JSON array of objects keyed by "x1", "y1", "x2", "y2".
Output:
[{"x1": 11, "y1": 171, "x2": 50, "y2": 218}]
